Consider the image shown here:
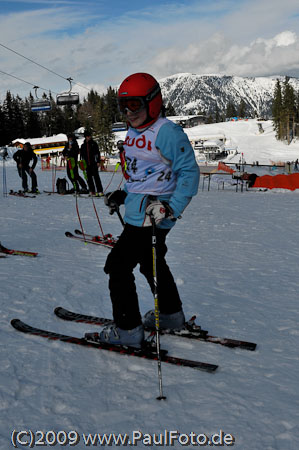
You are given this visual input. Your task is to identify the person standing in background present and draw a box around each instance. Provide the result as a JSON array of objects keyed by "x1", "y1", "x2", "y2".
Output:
[
  {"x1": 62, "y1": 133, "x2": 87, "y2": 193},
  {"x1": 80, "y1": 130, "x2": 103, "y2": 196},
  {"x1": 13, "y1": 142, "x2": 39, "y2": 193}
]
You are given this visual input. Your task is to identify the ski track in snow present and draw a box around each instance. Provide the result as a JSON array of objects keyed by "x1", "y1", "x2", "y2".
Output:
[{"x1": 1, "y1": 121, "x2": 299, "y2": 449}]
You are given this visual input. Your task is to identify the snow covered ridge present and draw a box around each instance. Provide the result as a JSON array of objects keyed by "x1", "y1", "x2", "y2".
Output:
[{"x1": 159, "y1": 73, "x2": 299, "y2": 117}]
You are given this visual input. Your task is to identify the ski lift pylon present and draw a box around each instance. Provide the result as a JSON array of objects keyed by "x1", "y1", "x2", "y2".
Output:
[
  {"x1": 56, "y1": 77, "x2": 79, "y2": 106},
  {"x1": 31, "y1": 86, "x2": 51, "y2": 112}
]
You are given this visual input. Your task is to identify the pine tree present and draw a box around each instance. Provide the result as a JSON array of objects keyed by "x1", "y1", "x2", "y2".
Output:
[
  {"x1": 0, "y1": 104, "x2": 8, "y2": 146},
  {"x1": 226, "y1": 101, "x2": 237, "y2": 119},
  {"x1": 23, "y1": 94, "x2": 42, "y2": 138},
  {"x1": 93, "y1": 98, "x2": 115, "y2": 155},
  {"x1": 46, "y1": 95, "x2": 66, "y2": 136},
  {"x1": 2, "y1": 91, "x2": 18, "y2": 143},
  {"x1": 215, "y1": 105, "x2": 221, "y2": 123},
  {"x1": 165, "y1": 102, "x2": 176, "y2": 116},
  {"x1": 272, "y1": 77, "x2": 299, "y2": 143},
  {"x1": 272, "y1": 79, "x2": 283, "y2": 140},
  {"x1": 104, "y1": 87, "x2": 120, "y2": 123},
  {"x1": 295, "y1": 92, "x2": 299, "y2": 139},
  {"x1": 238, "y1": 99, "x2": 247, "y2": 118},
  {"x1": 282, "y1": 77, "x2": 296, "y2": 144}
]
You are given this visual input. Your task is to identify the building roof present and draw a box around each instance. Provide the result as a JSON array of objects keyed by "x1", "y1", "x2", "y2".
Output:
[{"x1": 12, "y1": 134, "x2": 68, "y2": 146}]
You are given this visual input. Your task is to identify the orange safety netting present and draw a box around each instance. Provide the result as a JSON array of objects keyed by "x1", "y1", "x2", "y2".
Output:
[{"x1": 253, "y1": 173, "x2": 299, "y2": 191}]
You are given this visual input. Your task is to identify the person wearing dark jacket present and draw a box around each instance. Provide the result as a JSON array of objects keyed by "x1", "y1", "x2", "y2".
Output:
[
  {"x1": 80, "y1": 130, "x2": 103, "y2": 196},
  {"x1": 62, "y1": 134, "x2": 87, "y2": 193},
  {"x1": 13, "y1": 142, "x2": 38, "y2": 193}
]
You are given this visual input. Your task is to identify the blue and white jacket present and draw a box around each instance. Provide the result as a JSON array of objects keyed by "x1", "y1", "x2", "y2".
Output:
[{"x1": 122, "y1": 117, "x2": 200, "y2": 229}]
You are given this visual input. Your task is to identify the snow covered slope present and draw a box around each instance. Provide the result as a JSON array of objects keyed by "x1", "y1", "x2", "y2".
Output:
[
  {"x1": 184, "y1": 118, "x2": 299, "y2": 165},
  {"x1": 1, "y1": 124, "x2": 299, "y2": 449}
]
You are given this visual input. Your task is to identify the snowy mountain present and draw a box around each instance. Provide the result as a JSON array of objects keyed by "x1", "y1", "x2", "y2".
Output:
[{"x1": 159, "y1": 73, "x2": 299, "y2": 117}]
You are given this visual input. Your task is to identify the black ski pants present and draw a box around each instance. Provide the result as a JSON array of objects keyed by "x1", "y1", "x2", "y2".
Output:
[
  {"x1": 86, "y1": 164, "x2": 103, "y2": 193},
  {"x1": 17, "y1": 166, "x2": 37, "y2": 191},
  {"x1": 104, "y1": 223, "x2": 182, "y2": 330}
]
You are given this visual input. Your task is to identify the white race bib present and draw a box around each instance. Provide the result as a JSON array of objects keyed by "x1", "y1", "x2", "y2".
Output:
[{"x1": 124, "y1": 118, "x2": 177, "y2": 195}]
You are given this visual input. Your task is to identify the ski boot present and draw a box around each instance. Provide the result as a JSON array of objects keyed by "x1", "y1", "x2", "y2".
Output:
[
  {"x1": 85, "y1": 323, "x2": 145, "y2": 349},
  {"x1": 143, "y1": 310, "x2": 186, "y2": 330}
]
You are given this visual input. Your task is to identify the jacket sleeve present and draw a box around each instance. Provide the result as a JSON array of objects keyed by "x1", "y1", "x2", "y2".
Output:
[
  {"x1": 73, "y1": 142, "x2": 80, "y2": 159},
  {"x1": 156, "y1": 122, "x2": 200, "y2": 218},
  {"x1": 13, "y1": 151, "x2": 19, "y2": 162},
  {"x1": 79, "y1": 142, "x2": 85, "y2": 160},
  {"x1": 31, "y1": 151, "x2": 38, "y2": 169},
  {"x1": 94, "y1": 141, "x2": 101, "y2": 163},
  {"x1": 62, "y1": 145, "x2": 68, "y2": 157}
]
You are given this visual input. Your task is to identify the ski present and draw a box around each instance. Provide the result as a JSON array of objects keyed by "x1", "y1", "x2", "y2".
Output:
[
  {"x1": 10, "y1": 319, "x2": 218, "y2": 372},
  {"x1": 0, "y1": 242, "x2": 38, "y2": 257},
  {"x1": 9, "y1": 190, "x2": 36, "y2": 198},
  {"x1": 43, "y1": 191, "x2": 103, "y2": 198},
  {"x1": 72, "y1": 194, "x2": 105, "y2": 199},
  {"x1": 65, "y1": 231, "x2": 116, "y2": 248},
  {"x1": 74, "y1": 229, "x2": 117, "y2": 244},
  {"x1": 74, "y1": 229, "x2": 98, "y2": 239},
  {"x1": 54, "y1": 307, "x2": 257, "y2": 351},
  {"x1": 44, "y1": 191, "x2": 77, "y2": 196}
]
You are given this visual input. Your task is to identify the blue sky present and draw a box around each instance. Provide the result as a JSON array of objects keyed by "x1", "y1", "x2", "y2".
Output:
[{"x1": 0, "y1": 0, "x2": 299, "y2": 100}]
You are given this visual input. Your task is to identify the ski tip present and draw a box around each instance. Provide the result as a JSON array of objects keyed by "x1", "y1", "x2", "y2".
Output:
[
  {"x1": 246, "y1": 343, "x2": 257, "y2": 351},
  {"x1": 11, "y1": 318, "x2": 21, "y2": 329},
  {"x1": 224, "y1": 339, "x2": 257, "y2": 351}
]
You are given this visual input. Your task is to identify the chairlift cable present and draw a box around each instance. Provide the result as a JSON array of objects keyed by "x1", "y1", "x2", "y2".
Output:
[
  {"x1": 0, "y1": 42, "x2": 67, "y2": 81},
  {"x1": 0, "y1": 69, "x2": 57, "y2": 94},
  {"x1": 0, "y1": 41, "x2": 91, "y2": 92}
]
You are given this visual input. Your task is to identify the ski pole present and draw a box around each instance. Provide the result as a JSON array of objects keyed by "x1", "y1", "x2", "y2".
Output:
[
  {"x1": 51, "y1": 155, "x2": 56, "y2": 193},
  {"x1": 91, "y1": 197, "x2": 105, "y2": 237},
  {"x1": 70, "y1": 159, "x2": 85, "y2": 240},
  {"x1": 2, "y1": 156, "x2": 8, "y2": 197},
  {"x1": 115, "y1": 204, "x2": 125, "y2": 228},
  {"x1": 103, "y1": 163, "x2": 120, "y2": 194},
  {"x1": 150, "y1": 216, "x2": 166, "y2": 401},
  {"x1": 75, "y1": 193, "x2": 86, "y2": 242},
  {"x1": 106, "y1": 198, "x2": 125, "y2": 228},
  {"x1": 79, "y1": 159, "x2": 106, "y2": 237}
]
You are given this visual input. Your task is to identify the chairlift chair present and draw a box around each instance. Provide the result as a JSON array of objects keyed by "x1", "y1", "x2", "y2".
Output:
[
  {"x1": 56, "y1": 77, "x2": 79, "y2": 106},
  {"x1": 31, "y1": 86, "x2": 51, "y2": 112}
]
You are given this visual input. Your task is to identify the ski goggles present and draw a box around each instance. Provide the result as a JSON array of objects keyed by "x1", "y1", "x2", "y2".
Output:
[{"x1": 118, "y1": 97, "x2": 146, "y2": 114}]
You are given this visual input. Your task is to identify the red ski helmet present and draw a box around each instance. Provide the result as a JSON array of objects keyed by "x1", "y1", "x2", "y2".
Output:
[{"x1": 118, "y1": 73, "x2": 163, "y2": 129}]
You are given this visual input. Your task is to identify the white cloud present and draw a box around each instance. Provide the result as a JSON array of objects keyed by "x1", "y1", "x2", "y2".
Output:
[
  {"x1": 254, "y1": 31, "x2": 297, "y2": 56},
  {"x1": 0, "y1": 0, "x2": 299, "y2": 100},
  {"x1": 150, "y1": 30, "x2": 299, "y2": 79},
  {"x1": 273, "y1": 31, "x2": 297, "y2": 47}
]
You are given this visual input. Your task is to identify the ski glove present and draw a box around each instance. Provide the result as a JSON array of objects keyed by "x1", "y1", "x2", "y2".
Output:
[
  {"x1": 104, "y1": 190, "x2": 127, "y2": 215},
  {"x1": 144, "y1": 199, "x2": 174, "y2": 227}
]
